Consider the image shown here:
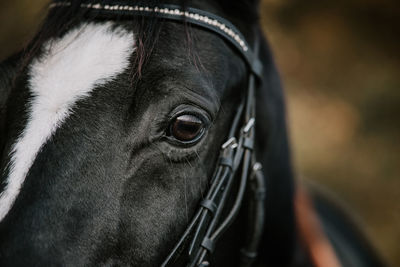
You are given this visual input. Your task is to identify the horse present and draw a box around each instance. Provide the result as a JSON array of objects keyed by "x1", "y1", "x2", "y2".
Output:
[{"x1": 0, "y1": 0, "x2": 385, "y2": 266}]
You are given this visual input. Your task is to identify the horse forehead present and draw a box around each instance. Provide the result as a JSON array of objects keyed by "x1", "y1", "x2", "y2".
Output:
[
  {"x1": 0, "y1": 22, "x2": 135, "y2": 222},
  {"x1": 30, "y1": 22, "x2": 134, "y2": 104}
]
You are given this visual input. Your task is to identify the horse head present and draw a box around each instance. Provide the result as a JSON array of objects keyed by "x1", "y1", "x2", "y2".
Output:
[{"x1": 0, "y1": 1, "x2": 294, "y2": 266}]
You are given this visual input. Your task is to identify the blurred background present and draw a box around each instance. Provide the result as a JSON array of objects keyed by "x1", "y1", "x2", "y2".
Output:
[{"x1": 0, "y1": 0, "x2": 399, "y2": 265}]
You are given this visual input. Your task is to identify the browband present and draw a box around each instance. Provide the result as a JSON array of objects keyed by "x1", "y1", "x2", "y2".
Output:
[{"x1": 50, "y1": 1, "x2": 263, "y2": 78}]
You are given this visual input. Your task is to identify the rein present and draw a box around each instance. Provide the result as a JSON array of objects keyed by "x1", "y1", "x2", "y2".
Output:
[{"x1": 50, "y1": 2, "x2": 266, "y2": 266}]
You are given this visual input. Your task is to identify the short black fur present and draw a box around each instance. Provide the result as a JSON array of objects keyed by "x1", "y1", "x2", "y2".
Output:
[{"x1": 0, "y1": 1, "x2": 296, "y2": 266}]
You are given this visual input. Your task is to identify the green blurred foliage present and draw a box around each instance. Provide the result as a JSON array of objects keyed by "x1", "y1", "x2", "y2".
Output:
[{"x1": 0, "y1": 0, "x2": 399, "y2": 265}]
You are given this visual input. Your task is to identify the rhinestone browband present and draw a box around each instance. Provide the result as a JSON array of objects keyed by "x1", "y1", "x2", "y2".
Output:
[{"x1": 49, "y1": 2, "x2": 249, "y2": 52}]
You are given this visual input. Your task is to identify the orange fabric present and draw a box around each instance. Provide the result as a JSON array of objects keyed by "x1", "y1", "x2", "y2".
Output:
[{"x1": 295, "y1": 186, "x2": 342, "y2": 267}]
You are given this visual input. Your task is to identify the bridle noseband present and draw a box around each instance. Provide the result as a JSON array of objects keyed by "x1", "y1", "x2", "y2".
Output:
[{"x1": 50, "y1": 2, "x2": 266, "y2": 266}]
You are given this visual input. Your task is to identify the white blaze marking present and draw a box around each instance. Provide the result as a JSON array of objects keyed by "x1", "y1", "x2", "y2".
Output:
[{"x1": 0, "y1": 22, "x2": 135, "y2": 221}]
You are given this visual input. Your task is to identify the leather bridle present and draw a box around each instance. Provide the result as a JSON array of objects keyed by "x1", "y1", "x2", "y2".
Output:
[{"x1": 50, "y1": 2, "x2": 267, "y2": 266}]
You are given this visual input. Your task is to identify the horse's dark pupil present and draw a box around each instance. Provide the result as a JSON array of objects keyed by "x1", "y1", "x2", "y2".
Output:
[{"x1": 171, "y1": 114, "x2": 203, "y2": 141}]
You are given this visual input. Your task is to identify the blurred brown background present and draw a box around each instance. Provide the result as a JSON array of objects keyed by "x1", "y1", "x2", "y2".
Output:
[{"x1": 0, "y1": 0, "x2": 399, "y2": 265}]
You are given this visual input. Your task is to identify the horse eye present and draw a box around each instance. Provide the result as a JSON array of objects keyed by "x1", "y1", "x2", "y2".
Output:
[{"x1": 168, "y1": 114, "x2": 205, "y2": 143}]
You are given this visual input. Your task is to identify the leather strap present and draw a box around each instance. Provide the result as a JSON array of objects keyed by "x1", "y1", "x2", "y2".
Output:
[{"x1": 50, "y1": 1, "x2": 263, "y2": 78}]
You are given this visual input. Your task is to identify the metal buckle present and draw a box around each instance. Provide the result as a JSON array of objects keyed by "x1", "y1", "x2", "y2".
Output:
[
  {"x1": 221, "y1": 137, "x2": 238, "y2": 149},
  {"x1": 253, "y1": 162, "x2": 262, "y2": 171},
  {"x1": 243, "y1": 118, "x2": 255, "y2": 133}
]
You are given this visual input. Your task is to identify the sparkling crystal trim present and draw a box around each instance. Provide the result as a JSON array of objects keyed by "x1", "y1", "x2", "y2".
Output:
[{"x1": 49, "y1": 2, "x2": 249, "y2": 52}]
